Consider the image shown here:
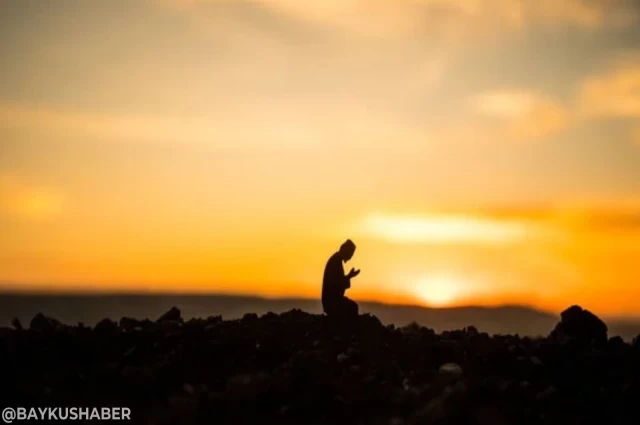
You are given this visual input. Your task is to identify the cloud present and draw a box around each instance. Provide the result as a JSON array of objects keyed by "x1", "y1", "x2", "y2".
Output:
[
  {"x1": 152, "y1": 0, "x2": 638, "y2": 40},
  {"x1": 357, "y1": 206, "x2": 640, "y2": 247},
  {"x1": 471, "y1": 90, "x2": 541, "y2": 119},
  {"x1": 0, "y1": 102, "x2": 426, "y2": 151},
  {"x1": 468, "y1": 89, "x2": 569, "y2": 142},
  {"x1": 577, "y1": 58, "x2": 640, "y2": 119},
  {"x1": 579, "y1": 210, "x2": 640, "y2": 232},
  {"x1": 359, "y1": 212, "x2": 538, "y2": 245},
  {"x1": 0, "y1": 176, "x2": 65, "y2": 221}
]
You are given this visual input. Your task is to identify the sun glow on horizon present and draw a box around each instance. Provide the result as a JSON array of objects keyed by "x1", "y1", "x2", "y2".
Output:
[{"x1": 413, "y1": 274, "x2": 467, "y2": 307}]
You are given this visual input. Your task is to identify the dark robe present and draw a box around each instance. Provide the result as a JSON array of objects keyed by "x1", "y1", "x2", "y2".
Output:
[{"x1": 321, "y1": 252, "x2": 358, "y2": 318}]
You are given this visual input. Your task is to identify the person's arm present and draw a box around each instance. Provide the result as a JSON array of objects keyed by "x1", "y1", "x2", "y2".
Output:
[{"x1": 343, "y1": 268, "x2": 360, "y2": 290}]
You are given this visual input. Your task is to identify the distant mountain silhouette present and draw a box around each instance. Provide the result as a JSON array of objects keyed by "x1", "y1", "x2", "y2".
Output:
[{"x1": 1, "y1": 293, "x2": 639, "y2": 339}]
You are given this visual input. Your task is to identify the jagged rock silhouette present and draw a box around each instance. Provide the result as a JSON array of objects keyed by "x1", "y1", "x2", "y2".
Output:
[
  {"x1": 549, "y1": 305, "x2": 608, "y2": 345},
  {"x1": 2, "y1": 305, "x2": 640, "y2": 424}
]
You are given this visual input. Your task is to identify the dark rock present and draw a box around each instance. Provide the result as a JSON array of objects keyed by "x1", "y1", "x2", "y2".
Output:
[
  {"x1": 608, "y1": 336, "x2": 626, "y2": 354},
  {"x1": 11, "y1": 317, "x2": 23, "y2": 331},
  {"x1": 242, "y1": 313, "x2": 258, "y2": 321},
  {"x1": 261, "y1": 312, "x2": 278, "y2": 320},
  {"x1": 183, "y1": 383, "x2": 195, "y2": 395},
  {"x1": 119, "y1": 317, "x2": 142, "y2": 331},
  {"x1": 8, "y1": 307, "x2": 637, "y2": 425},
  {"x1": 29, "y1": 313, "x2": 63, "y2": 332},
  {"x1": 206, "y1": 315, "x2": 223, "y2": 324},
  {"x1": 465, "y1": 325, "x2": 479, "y2": 336},
  {"x1": 226, "y1": 372, "x2": 272, "y2": 402},
  {"x1": 94, "y1": 318, "x2": 118, "y2": 334},
  {"x1": 549, "y1": 305, "x2": 608, "y2": 345},
  {"x1": 157, "y1": 306, "x2": 182, "y2": 323},
  {"x1": 530, "y1": 356, "x2": 544, "y2": 367},
  {"x1": 358, "y1": 313, "x2": 383, "y2": 328},
  {"x1": 536, "y1": 386, "x2": 557, "y2": 401},
  {"x1": 439, "y1": 363, "x2": 463, "y2": 378}
]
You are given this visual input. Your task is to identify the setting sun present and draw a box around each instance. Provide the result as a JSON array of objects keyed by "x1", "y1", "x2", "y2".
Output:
[{"x1": 413, "y1": 274, "x2": 466, "y2": 307}]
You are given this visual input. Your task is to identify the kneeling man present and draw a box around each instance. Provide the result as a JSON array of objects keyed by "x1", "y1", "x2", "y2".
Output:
[{"x1": 322, "y1": 239, "x2": 360, "y2": 318}]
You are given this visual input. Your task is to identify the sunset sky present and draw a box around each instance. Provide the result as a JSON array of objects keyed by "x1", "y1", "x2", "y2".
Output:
[{"x1": 1, "y1": 0, "x2": 640, "y2": 318}]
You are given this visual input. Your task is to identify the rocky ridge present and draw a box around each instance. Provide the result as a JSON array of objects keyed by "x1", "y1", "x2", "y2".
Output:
[{"x1": 3, "y1": 305, "x2": 640, "y2": 424}]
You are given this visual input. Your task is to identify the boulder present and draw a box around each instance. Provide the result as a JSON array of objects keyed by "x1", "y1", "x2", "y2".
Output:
[
  {"x1": 119, "y1": 317, "x2": 143, "y2": 331},
  {"x1": 11, "y1": 317, "x2": 23, "y2": 331},
  {"x1": 30, "y1": 313, "x2": 63, "y2": 332},
  {"x1": 549, "y1": 305, "x2": 608, "y2": 346},
  {"x1": 157, "y1": 307, "x2": 182, "y2": 324},
  {"x1": 94, "y1": 318, "x2": 118, "y2": 334}
]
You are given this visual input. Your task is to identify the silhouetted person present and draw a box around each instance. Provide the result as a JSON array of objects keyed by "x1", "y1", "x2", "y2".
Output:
[{"x1": 322, "y1": 239, "x2": 360, "y2": 319}]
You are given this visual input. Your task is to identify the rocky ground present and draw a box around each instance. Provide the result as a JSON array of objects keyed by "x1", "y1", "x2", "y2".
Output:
[{"x1": 2, "y1": 305, "x2": 640, "y2": 425}]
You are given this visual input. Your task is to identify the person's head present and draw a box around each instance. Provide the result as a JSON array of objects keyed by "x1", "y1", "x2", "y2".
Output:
[{"x1": 339, "y1": 239, "x2": 356, "y2": 262}]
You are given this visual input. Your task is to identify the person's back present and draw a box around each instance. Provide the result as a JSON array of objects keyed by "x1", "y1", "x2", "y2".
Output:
[
  {"x1": 321, "y1": 240, "x2": 360, "y2": 319},
  {"x1": 322, "y1": 251, "x2": 347, "y2": 303}
]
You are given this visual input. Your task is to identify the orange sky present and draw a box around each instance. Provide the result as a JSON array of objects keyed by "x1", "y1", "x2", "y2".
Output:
[{"x1": 1, "y1": 0, "x2": 640, "y2": 318}]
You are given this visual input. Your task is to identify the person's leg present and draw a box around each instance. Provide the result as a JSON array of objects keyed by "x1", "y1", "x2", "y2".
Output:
[
  {"x1": 322, "y1": 296, "x2": 337, "y2": 317},
  {"x1": 343, "y1": 296, "x2": 359, "y2": 318}
]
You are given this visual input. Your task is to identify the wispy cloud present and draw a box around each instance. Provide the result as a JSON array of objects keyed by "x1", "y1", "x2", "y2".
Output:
[
  {"x1": 151, "y1": 0, "x2": 638, "y2": 40},
  {"x1": 575, "y1": 54, "x2": 640, "y2": 146},
  {"x1": 0, "y1": 102, "x2": 426, "y2": 151},
  {"x1": 577, "y1": 56, "x2": 640, "y2": 119},
  {"x1": 467, "y1": 89, "x2": 569, "y2": 142},
  {"x1": 358, "y1": 206, "x2": 640, "y2": 246},
  {"x1": 358, "y1": 211, "x2": 552, "y2": 245}
]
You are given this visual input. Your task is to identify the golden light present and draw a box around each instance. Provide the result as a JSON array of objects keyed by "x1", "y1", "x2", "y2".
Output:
[
  {"x1": 413, "y1": 274, "x2": 466, "y2": 307},
  {"x1": 362, "y1": 213, "x2": 531, "y2": 244}
]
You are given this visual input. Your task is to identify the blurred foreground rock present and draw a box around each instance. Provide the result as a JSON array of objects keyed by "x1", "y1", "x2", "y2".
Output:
[
  {"x1": 3, "y1": 305, "x2": 640, "y2": 425},
  {"x1": 550, "y1": 305, "x2": 608, "y2": 346}
]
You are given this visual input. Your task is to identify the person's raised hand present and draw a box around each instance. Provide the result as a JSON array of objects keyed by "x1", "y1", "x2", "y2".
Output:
[{"x1": 348, "y1": 268, "x2": 361, "y2": 279}]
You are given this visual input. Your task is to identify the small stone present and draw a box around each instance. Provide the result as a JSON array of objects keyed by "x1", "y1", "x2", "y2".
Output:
[
  {"x1": 390, "y1": 417, "x2": 404, "y2": 425},
  {"x1": 123, "y1": 346, "x2": 137, "y2": 358},
  {"x1": 439, "y1": 363, "x2": 463, "y2": 377},
  {"x1": 530, "y1": 356, "x2": 544, "y2": 367},
  {"x1": 11, "y1": 317, "x2": 23, "y2": 331},
  {"x1": 279, "y1": 405, "x2": 291, "y2": 415},
  {"x1": 536, "y1": 386, "x2": 556, "y2": 401},
  {"x1": 183, "y1": 383, "x2": 195, "y2": 395}
]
